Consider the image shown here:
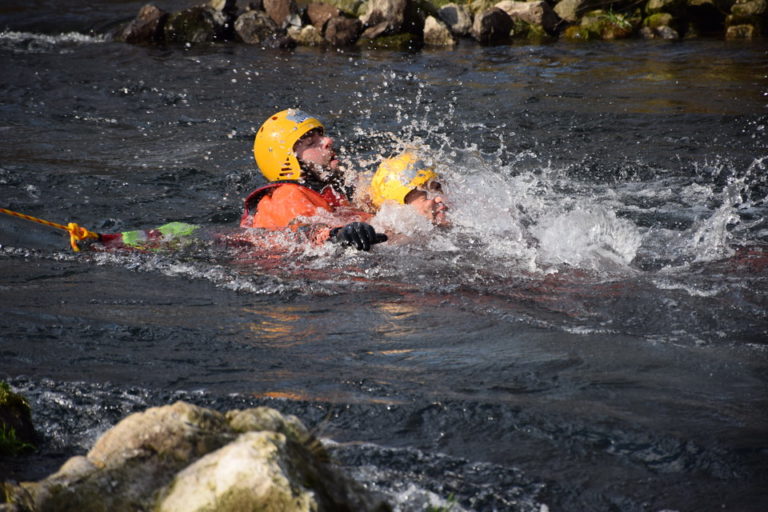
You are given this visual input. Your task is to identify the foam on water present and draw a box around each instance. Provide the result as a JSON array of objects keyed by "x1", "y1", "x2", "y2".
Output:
[{"x1": 0, "y1": 30, "x2": 106, "y2": 53}]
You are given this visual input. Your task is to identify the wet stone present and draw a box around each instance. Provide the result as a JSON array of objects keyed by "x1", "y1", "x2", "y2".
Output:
[
  {"x1": 471, "y1": 8, "x2": 514, "y2": 44},
  {"x1": 307, "y1": 2, "x2": 342, "y2": 30},
  {"x1": 437, "y1": 3, "x2": 473, "y2": 36},
  {"x1": 235, "y1": 10, "x2": 280, "y2": 43},
  {"x1": 118, "y1": 4, "x2": 168, "y2": 44},
  {"x1": 325, "y1": 15, "x2": 363, "y2": 45}
]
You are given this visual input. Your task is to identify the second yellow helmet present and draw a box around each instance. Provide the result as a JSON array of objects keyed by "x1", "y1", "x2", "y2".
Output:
[
  {"x1": 369, "y1": 151, "x2": 437, "y2": 207},
  {"x1": 253, "y1": 109, "x2": 324, "y2": 182}
]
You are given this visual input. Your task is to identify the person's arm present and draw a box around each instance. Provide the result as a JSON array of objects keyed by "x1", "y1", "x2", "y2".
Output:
[{"x1": 249, "y1": 186, "x2": 386, "y2": 250}]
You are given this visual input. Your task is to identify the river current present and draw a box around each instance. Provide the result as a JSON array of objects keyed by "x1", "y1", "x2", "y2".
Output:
[{"x1": 1, "y1": 2, "x2": 767, "y2": 510}]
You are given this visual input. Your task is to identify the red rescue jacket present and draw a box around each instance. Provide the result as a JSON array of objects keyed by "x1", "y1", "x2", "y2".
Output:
[{"x1": 239, "y1": 182, "x2": 371, "y2": 244}]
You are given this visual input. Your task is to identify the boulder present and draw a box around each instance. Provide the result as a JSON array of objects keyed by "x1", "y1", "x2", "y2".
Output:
[
  {"x1": 731, "y1": 0, "x2": 767, "y2": 16},
  {"x1": 437, "y1": 3, "x2": 473, "y2": 36},
  {"x1": 423, "y1": 15, "x2": 457, "y2": 45},
  {"x1": 495, "y1": 0, "x2": 561, "y2": 34},
  {"x1": 235, "y1": 10, "x2": 280, "y2": 44},
  {"x1": 645, "y1": 0, "x2": 688, "y2": 15},
  {"x1": 307, "y1": 2, "x2": 342, "y2": 30},
  {"x1": 639, "y1": 23, "x2": 681, "y2": 37},
  {"x1": 562, "y1": 9, "x2": 637, "y2": 39},
  {"x1": 472, "y1": 7, "x2": 514, "y2": 44},
  {"x1": 264, "y1": 0, "x2": 299, "y2": 26},
  {"x1": 725, "y1": 20, "x2": 761, "y2": 36},
  {"x1": 360, "y1": 0, "x2": 409, "y2": 33},
  {"x1": 322, "y1": 0, "x2": 367, "y2": 16},
  {"x1": 3, "y1": 402, "x2": 390, "y2": 512},
  {"x1": 288, "y1": 23, "x2": 326, "y2": 43},
  {"x1": 118, "y1": 4, "x2": 168, "y2": 44},
  {"x1": 553, "y1": 0, "x2": 603, "y2": 22},
  {"x1": 361, "y1": 20, "x2": 391, "y2": 39},
  {"x1": 0, "y1": 382, "x2": 36, "y2": 456},
  {"x1": 324, "y1": 15, "x2": 364, "y2": 44},
  {"x1": 164, "y1": 6, "x2": 232, "y2": 43}
]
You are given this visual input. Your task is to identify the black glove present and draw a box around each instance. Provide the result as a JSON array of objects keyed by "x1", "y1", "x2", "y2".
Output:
[{"x1": 330, "y1": 222, "x2": 388, "y2": 251}]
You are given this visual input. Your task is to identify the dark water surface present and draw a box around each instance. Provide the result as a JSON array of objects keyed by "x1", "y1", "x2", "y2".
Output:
[{"x1": 1, "y1": 2, "x2": 767, "y2": 510}]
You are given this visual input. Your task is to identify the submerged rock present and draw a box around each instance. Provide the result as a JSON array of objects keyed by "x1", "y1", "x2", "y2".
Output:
[{"x1": 2, "y1": 401, "x2": 390, "y2": 512}]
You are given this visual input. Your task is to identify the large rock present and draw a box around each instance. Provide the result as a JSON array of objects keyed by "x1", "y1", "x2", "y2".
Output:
[
  {"x1": 4, "y1": 402, "x2": 389, "y2": 512},
  {"x1": 553, "y1": 0, "x2": 603, "y2": 22},
  {"x1": 235, "y1": 9, "x2": 281, "y2": 44},
  {"x1": 322, "y1": 0, "x2": 367, "y2": 16},
  {"x1": 264, "y1": 0, "x2": 299, "y2": 26},
  {"x1": 325, "y1": 15, "x2": 363, "y2": 44},
  {"x1": 288, "y1": 23, "x2": 326, "y2": 43},
  {"x1": 307, "y1": 2, "x2": 342, "y2": 30},
  {"x1": 731, "y1": 0, "x2": 767, "y2": 16},
  {"x1": 118, "y1": 4, "x2": 168, "y2": 44},
  {"x1": 360, "y1": 0, "x2": 409, "y2": 33},
  {"x1": 423, "y1": 15, "x2": 457, "y2": 45},
  {"x1": 437, "y1": 3, "x2": 473, "y2": 36},
  {"x1": 472, "y1": 7, "x2": 514, "y2": 44},
  {"x1": 645, "y1": 0, "x2": 688, "y2": 15},
  {"x1": 164, "y1": 6, "x2": 233, "y2": 43},
  {"x1": 495, "y1": 0, "x2": 561, "y2": 33}
]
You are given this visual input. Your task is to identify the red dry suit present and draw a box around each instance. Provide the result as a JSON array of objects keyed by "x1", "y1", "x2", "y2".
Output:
[{"x1": 239, "y1": 182, "x2": 371, "y2": 244}]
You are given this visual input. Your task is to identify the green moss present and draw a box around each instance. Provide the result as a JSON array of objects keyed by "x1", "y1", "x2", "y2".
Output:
[
  {"x1": 0, "y1": 424, "x2": 34, "y2": 456},
  {"x1": 0, "y1": 381, "x2": 35, "y2": 456},
  {"x1": 510, "y1": 20, "x2": 556, "y2": 41},
  {"x1": 564, "y1": 9, "x2": 637, "y2": 40},
  {"x1": 0, "y1": 381, "x2": 30, "y2": 413}
]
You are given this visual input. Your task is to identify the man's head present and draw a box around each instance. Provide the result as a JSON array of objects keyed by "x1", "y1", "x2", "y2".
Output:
[
  {"x1": 253, "y1": 109, "x2": 339, "y2": 182},
  {"x1": 369, "y1": 151, "x2": 448, "y2": 226}
]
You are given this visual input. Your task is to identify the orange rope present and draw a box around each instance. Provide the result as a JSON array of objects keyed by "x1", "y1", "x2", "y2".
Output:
[{"x1": 0, "y1": 208, "x2": 100, "y2": 252}]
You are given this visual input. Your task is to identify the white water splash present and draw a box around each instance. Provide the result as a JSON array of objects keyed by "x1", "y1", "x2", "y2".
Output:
[{"x1": 0, "y1": 30, "x2": 106, "y2": 53}]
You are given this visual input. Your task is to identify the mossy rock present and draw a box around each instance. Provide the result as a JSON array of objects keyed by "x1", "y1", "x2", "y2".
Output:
[
  {"x1": 565, "y1": 9, "x2": 638, "y2": 39},
  {"x1": 731, "y1": 0, "x2": 767, "y2": 17},
  {"x1": 644, "y1": 11, "x2": 675, "y2": 26},
  {"x1": 510, "y1": 19, "x2": 556, "y2": 41},
  {"x1": 0, "y1": 381, "x2": 36, "y2": 456},
  {"x1": 165, "y1": 7, "x2": 230, "y2": 43}
]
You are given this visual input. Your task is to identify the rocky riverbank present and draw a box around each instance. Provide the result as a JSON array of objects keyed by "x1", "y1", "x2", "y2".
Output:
[
  {"x1": 114, "y1": 0, "x2": 766, "y2": 49},
  {"x1": 1, "y1": 401, "x2": 390, "y2": 512}
]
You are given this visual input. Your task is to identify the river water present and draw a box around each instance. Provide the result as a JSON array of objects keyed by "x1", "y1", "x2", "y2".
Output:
[{"x1": 1, "y1": 2, "x2": 767, "y2": 510}]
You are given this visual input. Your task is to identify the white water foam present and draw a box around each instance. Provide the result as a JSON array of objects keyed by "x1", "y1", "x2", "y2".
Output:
[{"x1": 0, "y1": 30, "x2": 106, "y2": 53}]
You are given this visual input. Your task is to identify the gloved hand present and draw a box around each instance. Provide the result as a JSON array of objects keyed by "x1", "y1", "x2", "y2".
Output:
[{"x1": 330, "y1": 222, "x2": 388, "y2": 251}]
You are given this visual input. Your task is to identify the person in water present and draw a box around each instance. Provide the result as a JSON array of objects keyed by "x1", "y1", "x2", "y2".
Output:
[
  {"x1": 87, "y1": 110, "x2": 446, "y2": 252},
  {"x1": 367, "y1": 150, "x2": 449, "y2": 227},
  {"x1": 240, "y1": 108, "x2": 387, "y2": 251}
]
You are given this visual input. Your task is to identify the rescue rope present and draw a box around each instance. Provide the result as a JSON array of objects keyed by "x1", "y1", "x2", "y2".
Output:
[{"x1": 0, "y1": 207, "x2": 100, "y2": 252}]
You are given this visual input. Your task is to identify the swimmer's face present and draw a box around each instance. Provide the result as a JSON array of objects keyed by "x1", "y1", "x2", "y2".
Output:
[
  {"x1": 404, "y1": 182, "x2": 449, "y2": 226},
  {"x1": 294, "y1": 128, "x2": 339, "y2": 180}
]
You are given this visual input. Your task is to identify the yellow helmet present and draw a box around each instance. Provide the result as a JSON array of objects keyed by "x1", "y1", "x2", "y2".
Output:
[
  {"x1": 369, "y1": 151, "x2": 437, "y2": 207},
  {"x1": 253, "y1": 109, "x2": 324, "y2": 182}
]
